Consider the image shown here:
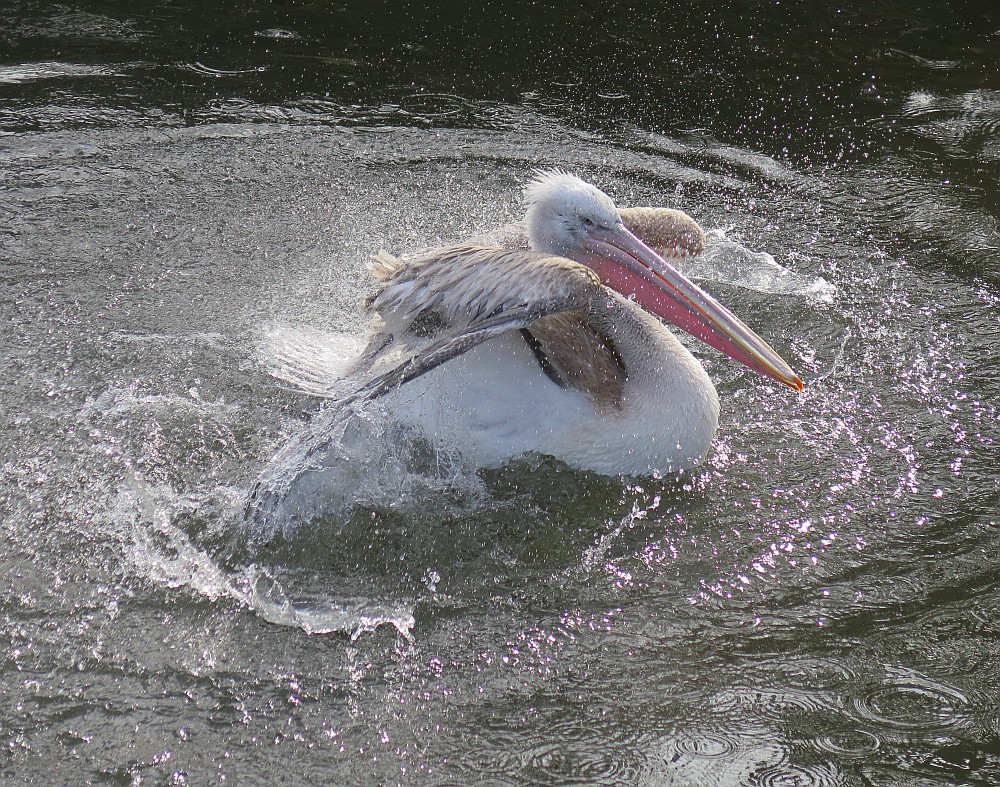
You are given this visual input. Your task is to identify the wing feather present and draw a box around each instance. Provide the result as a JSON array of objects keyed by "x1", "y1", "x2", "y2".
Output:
[
  {"x1": 344, "y1": 247, "x2": 607, "y2": 402},
  {"x1": 367, "y1": 245, "x2": 603, "y2": 338},
  {"x1": 619, "y1": 207, "x2": 705, "y2": 258}
]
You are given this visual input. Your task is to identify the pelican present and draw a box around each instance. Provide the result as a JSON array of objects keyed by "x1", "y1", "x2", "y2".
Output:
[{"x1": 250, "y1": 170, "x2": 801, "y2": 523}]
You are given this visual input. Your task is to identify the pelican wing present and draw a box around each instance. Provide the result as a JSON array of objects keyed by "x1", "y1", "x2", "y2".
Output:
[
  {"x1": 353, "y1": 245, "x2": 602, "y2": 376},
  {"x1": 261, "y1": 323, "x2": 368, "y2": 397},
  {"x1": 349, "y1": 246, "x2": 607, "y2": 401},
  {"x1": 521, "y1": 312, "x2": 627, "y2": 413},
  {"x1": 369, "y1": 245, "x2": 601, "y2": 329},
  {"x1": 464, "y1": 221, "x2": 529, "y2": 250},
  {"x1": 619, "y1": 207, "x2": 705, "y2": 258},
  {"x1": 355, "y1": 305, "x2": 571, "y2": 402}
]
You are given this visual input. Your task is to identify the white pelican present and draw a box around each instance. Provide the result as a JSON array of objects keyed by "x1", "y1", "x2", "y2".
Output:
[{"x1": 250, "y1": 170, "x2": 801, "y2": 523}]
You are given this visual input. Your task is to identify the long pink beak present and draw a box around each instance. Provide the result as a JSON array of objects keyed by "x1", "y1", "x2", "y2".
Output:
[{"x1": 580, "y1": 223, "x2": 803, "y2": 391}]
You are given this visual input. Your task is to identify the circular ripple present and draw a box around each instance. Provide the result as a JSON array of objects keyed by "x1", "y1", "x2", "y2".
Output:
[
  {"x1": 447, "y1": 743, "x2": 523, "y2": 780},
  {"x1": 813, "y1": 729, "x2": 881, "y2": 757},
  {"x1": 456, "y1": 717, "x2": 642, "y2": 786},
  {"x1": 747, "y1": 761, "x2": 844, "y2": 787},
  {"x1": 755, "y1": 656, "x2": 857, "y2": 691},
  {"x1": 673, "y1": 729, "x2": 742, "y2": 759},
  {"x1": 523, "y1": 740, "x2": 640, "y2": 785},
  {"x1": 400, "y1": 92, "x2": 476, "y2": 119},
  {"x1": 851, "y1": 673, "x2": 968, "y2": 731},
  {"x1": 710, "y1": 684, "x2": 840, "y2": 721},
  {"x1": 653, "y1": 724, "x2": 787, "y2": 785}
]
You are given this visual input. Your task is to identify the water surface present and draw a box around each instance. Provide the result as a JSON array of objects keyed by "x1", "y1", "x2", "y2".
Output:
[{"x1": 2, "y1": 2, "x2": 999, "y2": 784}]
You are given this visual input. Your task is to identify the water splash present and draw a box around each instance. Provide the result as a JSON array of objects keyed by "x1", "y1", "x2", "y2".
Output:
[
  {"x1": 682, "y1": 229, "x2": 838, "y2": 304},
  {"x1": 112, "y1": 476, "x2": 416, "y2": 640}
]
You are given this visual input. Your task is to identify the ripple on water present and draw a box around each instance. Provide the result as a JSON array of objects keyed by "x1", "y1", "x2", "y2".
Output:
[
  {"x1": 673, "y1": 728, "x2": 742, "y2": 759},
  {"x1": 746, "y1": 760, "x2": 845, "y2": 787},
  {"x1": 0, "y1": 62, "x2": 118, "y2": 85},
  {"x1": 710, "y1": 682, "x2": 841, "y2": 721},
  {"x1": 849, "y1": 669, "x2": 969, "y2": 732},
  {"x1": 813, "y1": 729, "x2": 882, "y2": 757},
  {"x1": 696, "y1": 656, "x2": 857, "y2": 730},
  {"x1": 448, "y1": 732, "x2": 639, "y2": 786},
  {"x1": 522, "y1": 740, "x2": 641, "y2": 786},
  {"x1": 400, "y1": 92, "x2": 481, "y2": 120},
  {"x1": 448, "y1": 742, "x2": 524, "y2": 781},
  {"x1": 646, "y1": 724, "x2": 787, "y2": 786},
  {"x1": 750, "y1": 655, "x2": 858, "y2": 693}
]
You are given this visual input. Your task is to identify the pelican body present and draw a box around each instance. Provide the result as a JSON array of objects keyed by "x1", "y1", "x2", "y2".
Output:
[
  {"x1": 254, "y1": 170, "x2": 801, "y2": 517},
  {"x1": 366, "y1": 249, "x2": 723, "y2": 476}
]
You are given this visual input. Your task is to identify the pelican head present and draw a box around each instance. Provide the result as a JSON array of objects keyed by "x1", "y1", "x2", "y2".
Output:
[
  {"x1": 522, "y1": 169, "x2": 803, "y2": 391},
  {"x1": 524, "y1": 169, "x2": 621, "y2": 258}
]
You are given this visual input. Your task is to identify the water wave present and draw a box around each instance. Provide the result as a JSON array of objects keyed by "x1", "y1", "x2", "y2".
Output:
[
  {"x1": 0, "y1": 62, "x2": 118, "y2": 84},
  {"x1": 848, "y1": 668, "x2": 969, "y2": 731}
]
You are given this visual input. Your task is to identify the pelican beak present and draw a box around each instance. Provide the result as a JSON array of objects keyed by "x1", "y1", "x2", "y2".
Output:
[{"x1": 581, "y1": 223, "x2": 803, "y2": 391}]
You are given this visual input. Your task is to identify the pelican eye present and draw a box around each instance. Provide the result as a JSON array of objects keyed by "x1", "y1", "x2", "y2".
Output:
[{"x1": 582, "y1": 216, "x2": 595, "y2": 228}]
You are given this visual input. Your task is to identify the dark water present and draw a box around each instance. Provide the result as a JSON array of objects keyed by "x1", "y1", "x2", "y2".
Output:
[{"x1": 3, "y1": 2, "x2": 1000, "y2": 784}]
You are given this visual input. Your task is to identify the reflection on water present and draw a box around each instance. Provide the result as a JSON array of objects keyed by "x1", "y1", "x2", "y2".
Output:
[{"x1": 2, "y1": 1, "x2": 1000, "y2": 784}]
